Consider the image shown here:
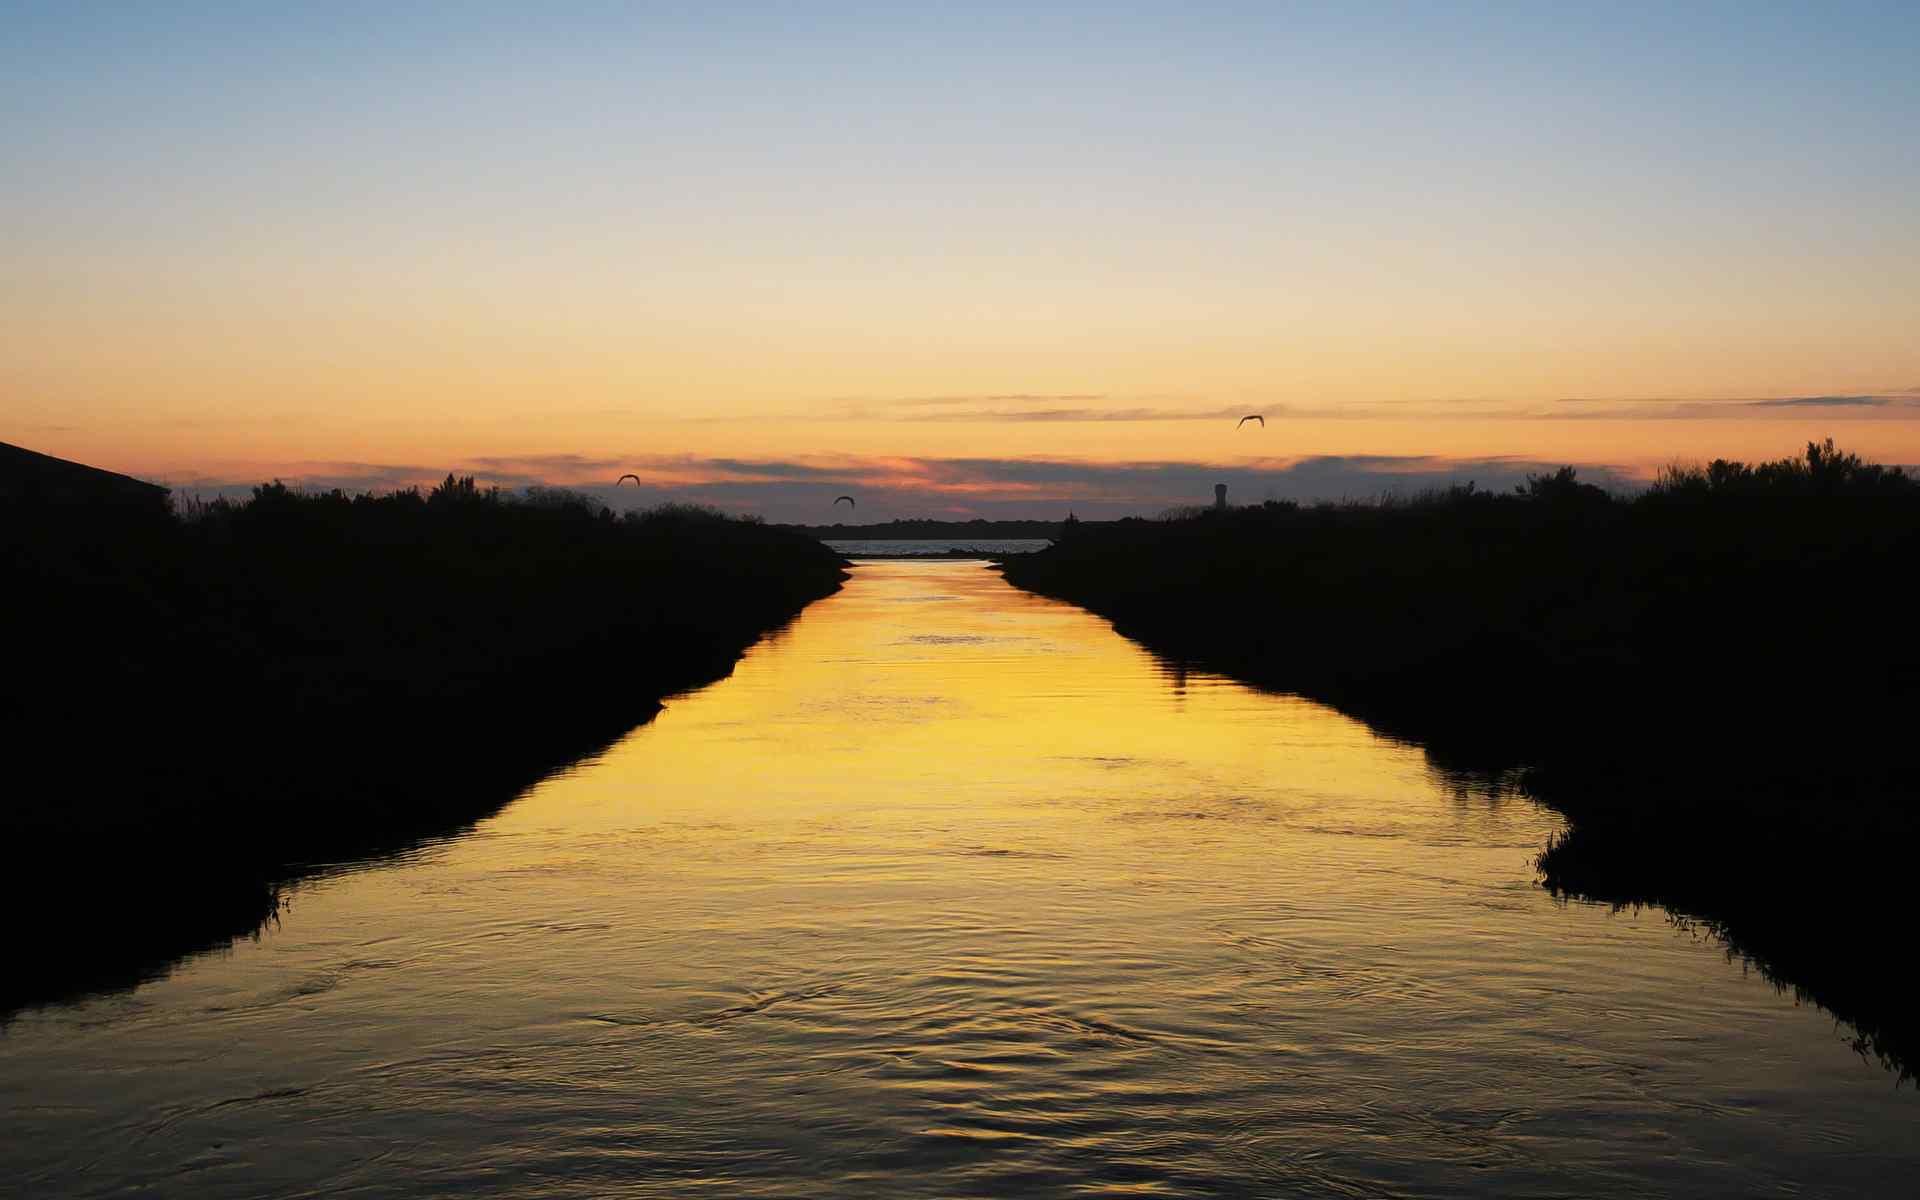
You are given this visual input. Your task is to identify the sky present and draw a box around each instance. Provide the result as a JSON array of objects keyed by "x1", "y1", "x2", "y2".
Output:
[{"x1": 4, "y1": 2, "x2": 1918, "y2": 519}]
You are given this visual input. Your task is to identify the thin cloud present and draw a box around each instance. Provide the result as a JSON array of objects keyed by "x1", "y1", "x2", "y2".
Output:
[
  {"x1": 467, "y1": 453, "x2": 628, "y2": 474},
  {"x1": 1559, "y1": 393, "x2": 1887, "y2": 407},
  {"x1": 1747, "y1": 395, "x2": 1888, "y2": 408},
  {"x1": 1548, "y1": 393, "x2": 1919, "y2": 419},
  {"x1": 910, "y1": 405, "x2": 1259, "y2": 423},
  {"x1": 884, "y1": 394, "x2": 1109, "y2": 407},
  {"x1": 701, "y1": 457, "x2": 865, "y2": 480}
]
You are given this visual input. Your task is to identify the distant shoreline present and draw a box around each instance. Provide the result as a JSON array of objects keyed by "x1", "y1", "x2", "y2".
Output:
[{"x1": 778, "y1": 519, "x2": 1080, "y2": 539}]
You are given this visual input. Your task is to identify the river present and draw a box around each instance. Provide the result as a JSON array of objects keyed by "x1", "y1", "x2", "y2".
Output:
[{"x1": 3, "y1": 561, "x2": 1911, "y2": 1196}]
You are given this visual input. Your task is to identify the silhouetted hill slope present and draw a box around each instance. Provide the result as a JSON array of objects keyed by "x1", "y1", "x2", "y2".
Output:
[
  {"x1": 0, "y1": 440, "x2": 170, "y2": 506},
  {"x1": 2, "y1": 466, "x2": 847, "y2": 1014},
  {"x1": 1003, "y1": 442, "x2": 1920, "y2": 1076}
]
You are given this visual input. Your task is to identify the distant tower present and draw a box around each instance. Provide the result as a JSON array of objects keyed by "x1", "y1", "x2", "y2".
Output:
[{"x1": 1214, "y1": 483, "x2": 1228, "y2": 511}]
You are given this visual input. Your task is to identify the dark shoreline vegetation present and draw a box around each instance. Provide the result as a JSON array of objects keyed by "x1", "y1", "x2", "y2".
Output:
[
  {"x1": 2, "y1": 461, "x2": 847, "y2": 1016},
  {"x1": 1002, "y1": 441, "x2": 1920, "y2": 1079}
]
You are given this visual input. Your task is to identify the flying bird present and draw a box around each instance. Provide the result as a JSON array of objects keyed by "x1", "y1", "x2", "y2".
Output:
[
  {"x1": 834, "y1": 495, "x2": 856, "y2": 509},
  {"x1": 615, "y1": 474, "x2": 642, "y2": 486},
  {"x1": 1237, "y1": 414, "x2": 1265, "y2": 429}
]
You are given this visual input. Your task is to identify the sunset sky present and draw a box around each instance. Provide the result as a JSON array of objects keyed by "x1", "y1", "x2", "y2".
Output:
[{"x1": 5, "y1": 4, "x2": 1917, "y2": 519}]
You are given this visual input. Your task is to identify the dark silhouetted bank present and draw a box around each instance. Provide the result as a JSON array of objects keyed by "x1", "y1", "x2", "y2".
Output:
[
  {"x1": 2, "y1": 453, "x2": 846, "y2": 1013},
  {"x1": 1002, "y1": 441, "x2": 1920, "y2": 1076}
]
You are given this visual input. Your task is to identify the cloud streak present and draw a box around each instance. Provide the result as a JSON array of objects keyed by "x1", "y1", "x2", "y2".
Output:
[
  {"x1": 908, "y1": 405, "x2": 1262, "y2": 423},
  {"x1": 1746, "y1": 395, "x2": 1888, "y2": 408},
  {"x1": 1551, "y1": 393, "x2": 1919, "y2": 418},
  {"x1": 881, "y1": 394, "x2": 1110, "y2": 407}
]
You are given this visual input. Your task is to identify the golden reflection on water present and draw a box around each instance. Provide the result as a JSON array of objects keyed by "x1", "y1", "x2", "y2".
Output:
[
  {"x1": 2, "y1": 562, "x2": 1914, "y2": 1199},
  {"x1": 503, "y1": 561, "x2": 1528, "y2": 848}
]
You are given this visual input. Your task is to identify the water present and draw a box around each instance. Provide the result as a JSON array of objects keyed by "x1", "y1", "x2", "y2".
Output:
[
  {"x1": 3, "y1": 562, "x2": 1912, "y2": 1197},
  {"x1": 824, "y1": 538, "x2": 1052, "y2": 556}
]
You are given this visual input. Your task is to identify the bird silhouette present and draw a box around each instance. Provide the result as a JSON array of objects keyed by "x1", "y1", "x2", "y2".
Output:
[
  {"x1": 615, "y1": 474, "x2": 642, "y2": 486},
  {"x1": 1237, "y1": 415, "x2": 1265, "y2": 429},
  {"x1": 835, "y1": 495, "x2": 856, "y2": 509}
]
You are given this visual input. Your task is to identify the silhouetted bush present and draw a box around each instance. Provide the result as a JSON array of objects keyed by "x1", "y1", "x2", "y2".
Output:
[
  {"x1": 1651, "y1": 438, "x2": 1913, "y2": 498},
  {"x1": 1, "y1": 476, "x2": 847, "y2": 1013},
  {"x1": 1003, "y1": 440, "x2": 1920, "y2": 1076}
]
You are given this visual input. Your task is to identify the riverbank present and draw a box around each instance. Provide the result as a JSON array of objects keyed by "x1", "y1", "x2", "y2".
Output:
[
  {"x1": 12, "y1": 558, "x2": 1910, "y2": 1198},
  {"x1": 2, "y1": 471, "x2": 847, "y2": 1012},
  {"x1": 1001, "y1": 443, "x2": 1919, "y2": 1075}
]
